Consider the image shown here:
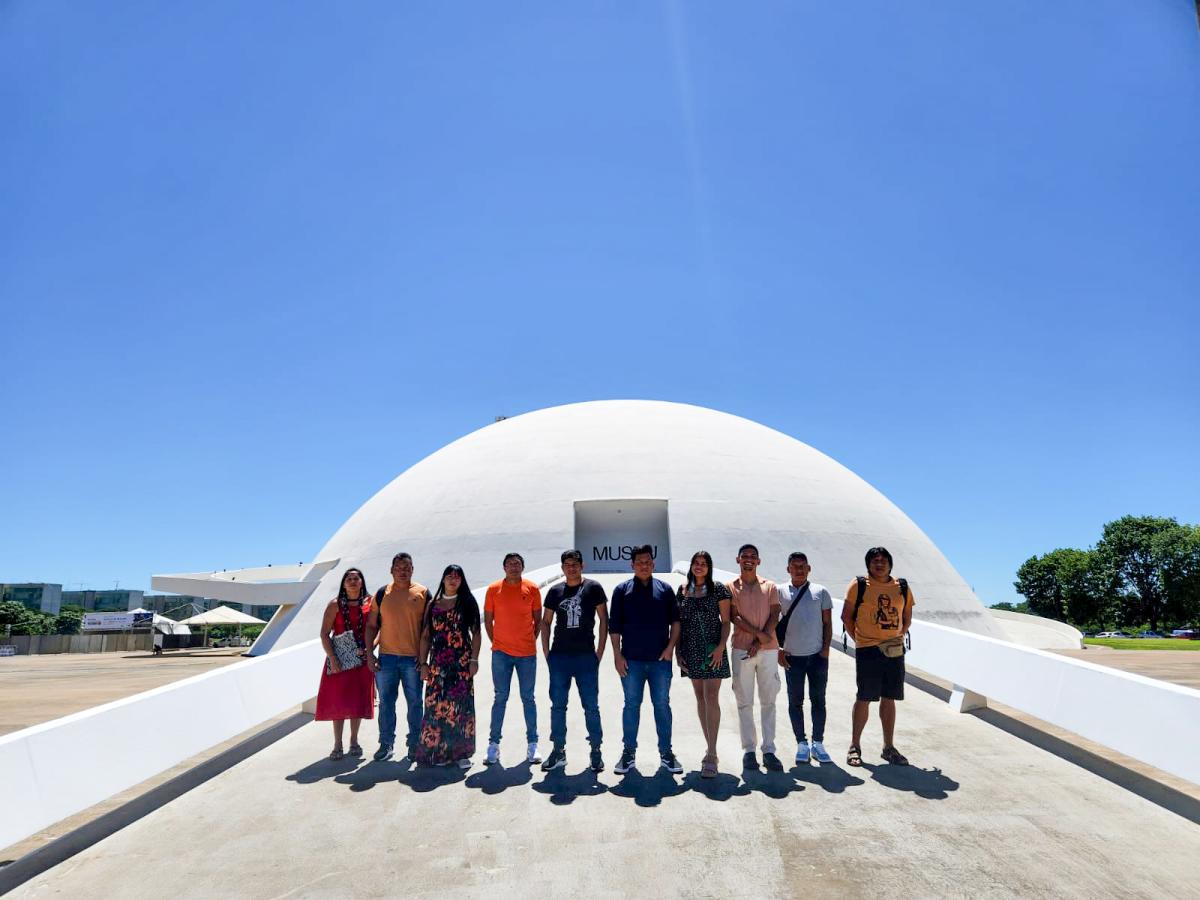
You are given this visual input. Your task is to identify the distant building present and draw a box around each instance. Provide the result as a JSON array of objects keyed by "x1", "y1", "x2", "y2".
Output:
[
  {"x1": 0, "y1": 583, "x2": 63, "y2": 615},
  {"x1": 141, "y1": 594, "x2": 217, "y2": 619},
  {"x1": 62, "y1": 589, "x2": 144, "y2": 612}
]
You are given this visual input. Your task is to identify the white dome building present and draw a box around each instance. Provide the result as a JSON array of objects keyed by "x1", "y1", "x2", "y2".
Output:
[{"x1": 229, "y1": 400, "x2": 1004, "y2": 654}]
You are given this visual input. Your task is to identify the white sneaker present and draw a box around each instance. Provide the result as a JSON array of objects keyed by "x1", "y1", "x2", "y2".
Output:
[
  {"x1": 795, "y1": 741, "x2": 811, "y2": 764},
  {"x1": 811, "y1": 741, "x2": 832, "y2": 764},
  {"x1": 526, "y1": 742, "x2": 542, "y2": 764},
  {"x1": 457, "y1": 758, "x2": 472, "y2": 769},
  {"x1": 485, "y1": 742, "x2": 500, "y2": 766}
]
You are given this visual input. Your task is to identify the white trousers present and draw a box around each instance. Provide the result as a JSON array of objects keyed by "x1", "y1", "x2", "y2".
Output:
[{"x1": 731, "y1": 648, "x2": 781, "y2": 753}]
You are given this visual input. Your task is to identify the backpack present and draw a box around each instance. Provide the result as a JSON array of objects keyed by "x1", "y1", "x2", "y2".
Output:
[{"x1": 842, "y1": 576, "x2": 910, "y2": 652}]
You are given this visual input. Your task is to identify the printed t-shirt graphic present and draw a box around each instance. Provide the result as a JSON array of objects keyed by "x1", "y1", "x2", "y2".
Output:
[
  {"x1": 485, "y1": 578, "x2": 542, "y2": 657},
  {"x1": 378, "y1": 582, "x2": 430, "y2": 656},
  {"x1": 844, "y1": 578, "x2": 916, "y2": 648},
  {"x1": 544, "y1": 579, "x2": 607, "y2": 655}
]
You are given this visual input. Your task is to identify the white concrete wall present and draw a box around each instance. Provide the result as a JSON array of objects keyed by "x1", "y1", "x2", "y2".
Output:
[
  {"x1": 988, "y1": 608, "x2": 1084, "y2": 649},
  {"x1": 839, "y1": 602, "x2": 1200, "y2": 786},
  {"x1": 0, "y1": 639, "x2": 323, "y2": 852}
]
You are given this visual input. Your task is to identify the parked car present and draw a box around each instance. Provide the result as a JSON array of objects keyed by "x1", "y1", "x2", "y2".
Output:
[
  {"x1": 1139, "y1": 631, "x2": 1164, "y2": 639},
  {"x1": 1096, "y1": 631, "x2": 1130, "y2": 638},
  {"x1": 1171, "y1": 629, "x2": 1197, "y2": 639}
]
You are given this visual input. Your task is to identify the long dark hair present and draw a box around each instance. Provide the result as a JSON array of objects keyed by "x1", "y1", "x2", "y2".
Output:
[
  {"x1": 686, "y1": 551, "x2": 715, "y2": 592},
  {"x1": 425, "y1": 564, "x2": 481, "y2": 635},
  {"x1": 337, "y1": 568, "x2": 369, "y2": 602}
]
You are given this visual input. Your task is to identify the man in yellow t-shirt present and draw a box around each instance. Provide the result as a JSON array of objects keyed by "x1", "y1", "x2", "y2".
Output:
[{"x1": 840, "y1": 546, "x2": 915, "y2": 769}]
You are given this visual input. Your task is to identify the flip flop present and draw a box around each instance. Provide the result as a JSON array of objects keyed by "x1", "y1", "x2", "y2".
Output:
[
  {"x1": 881, "y1": 746, "x2": 909, "y2": 766},
  {"x1": 847, "y1": 745, "x2": 863, "y2": 767}
]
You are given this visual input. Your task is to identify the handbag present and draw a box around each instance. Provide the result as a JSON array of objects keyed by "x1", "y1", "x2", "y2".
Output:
[
  {"x1": 776, "y1": 582, "x2": 810, "y2": 645},
  {"x1": 326, "y1": 630, "x2": 364, "y2": 674},
  {"x1": 326, "y1": 594, "x2": 367, "y2": 674}
]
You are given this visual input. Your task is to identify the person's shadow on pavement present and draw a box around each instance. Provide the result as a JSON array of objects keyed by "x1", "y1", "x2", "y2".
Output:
[
  {"x1": 285, "y1": 755, "x2": 361, "y2": 785},
  {"x1": 862, "y1": 762, "x2": 959, "y2": 800},
  {"x1": 532, "y1": 767, "x2": 609, "y2": 805},
  {"x1": 464, "y1": 761, "x2": 534, "y2": 795},
  {"x1": 609, "y1": 767, "x2": 688, "y2": 808},
  {"x1": 681, "y1": 770, "x2": 748, "y2": 802},
  {"x1": 790, "y1": 761, "x2": 865, "y2": 794},
  {"x1": 739, "y1": 764, "x2": 805, "y2": 800}
]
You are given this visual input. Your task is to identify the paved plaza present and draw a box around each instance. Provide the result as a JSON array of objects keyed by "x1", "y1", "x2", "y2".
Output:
[
  {"x1": 0, "y1": 649, "x2": 245, "y2": 736},
  {"x1": 10, "y1": 648, "x2": 1200, "y2": 899}
]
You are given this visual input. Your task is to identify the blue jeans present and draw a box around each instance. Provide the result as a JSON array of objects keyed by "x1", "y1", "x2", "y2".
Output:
[
  {"x1": 621, "y1": 659, "x2": 673, "y2": 753},
  {"x1": 785, "y1": 653, "x2": 829, "y2": 743},
  {"x1": 489, "y1": 651, "x2": 538, "y2": 744},
  {"x1": 548, "y1": 651, "x2": 602, "y2": 749},
  {"x1": 375, "y1": 654, "x2": 423, "y2": 750}
]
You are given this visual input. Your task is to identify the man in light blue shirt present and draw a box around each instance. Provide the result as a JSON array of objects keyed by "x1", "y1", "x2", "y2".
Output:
[{"x1": 777, "y1": 552, "x2": 834, "y2": 764}]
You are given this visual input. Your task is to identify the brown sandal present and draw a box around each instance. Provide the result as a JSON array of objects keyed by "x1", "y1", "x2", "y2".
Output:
[
  {"x1": 847, "y1": 745, "x2": 862, "y2": 767},
  {"x1": 881, "y1": 746, "x2": 909, "y2": 766},
  {"x1": 701, "y1": 756, "x2": 718, "y2": 778}
]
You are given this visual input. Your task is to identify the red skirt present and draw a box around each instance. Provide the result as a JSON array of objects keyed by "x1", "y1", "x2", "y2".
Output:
[{"x1": 314, "y1": 661, "x2": 376, "y2": 721}]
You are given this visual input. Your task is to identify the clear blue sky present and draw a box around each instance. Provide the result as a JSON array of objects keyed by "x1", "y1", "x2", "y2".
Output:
[{"x1": 2, "y1": 2, "x2": 1197, "y2": 604}]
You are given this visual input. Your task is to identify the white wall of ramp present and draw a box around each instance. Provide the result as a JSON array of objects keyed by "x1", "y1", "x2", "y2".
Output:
[
  {"x1": 883, "y1": 610, "x2": 1200, "y2": 786},
  {"x1": 0, "y1": 639, "x2": 323, "y2": 852}
]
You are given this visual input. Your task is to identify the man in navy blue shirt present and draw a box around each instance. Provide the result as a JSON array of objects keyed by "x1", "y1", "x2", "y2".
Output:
[{"x1": 608, "y1": 544, "x2": 682, "y2": 775}]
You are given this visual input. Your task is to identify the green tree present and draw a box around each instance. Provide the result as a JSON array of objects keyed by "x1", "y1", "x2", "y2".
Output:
[
  {"x1": 0, "y1": 601, "x2": 55, "y2": 635},
  {"x1": 989, "y1": 601, "x2": 1031, "y2": 614},
  {"x1": 1014, "y1": 548, "x2": 1109, "y2": 628},
  {"x1": 54, "y1": 607, "x2": 84, "y2": 635},
  {"x1": 1095, "y1": 516, "x2": 1182, "y2": 633},
  {"x1": 1154, "y1": 523, "x2": 1200, "y2": 628}
]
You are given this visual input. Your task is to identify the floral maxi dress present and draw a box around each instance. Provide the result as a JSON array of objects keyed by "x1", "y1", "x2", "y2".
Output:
[{"x1": 414, "y1": 605, "x2": 476, "y2": 764}]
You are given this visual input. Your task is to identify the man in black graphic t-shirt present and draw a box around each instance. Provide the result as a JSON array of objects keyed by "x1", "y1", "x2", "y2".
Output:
[{"x1": 540, "y1": 549, "x2": 608, "y2": 773}]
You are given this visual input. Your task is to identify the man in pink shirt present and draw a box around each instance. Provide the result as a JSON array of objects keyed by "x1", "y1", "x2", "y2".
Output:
[{"x1": 727, "y1": 543, "x2": 783, "y2": 771}]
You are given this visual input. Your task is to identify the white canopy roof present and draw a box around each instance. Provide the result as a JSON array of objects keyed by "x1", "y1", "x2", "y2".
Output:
[{"x1": 178, "y1": 605, "x2": 266, "y2": 626}]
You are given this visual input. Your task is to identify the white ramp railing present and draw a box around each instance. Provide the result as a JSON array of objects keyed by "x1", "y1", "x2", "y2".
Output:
[
  {"x1": 0, "y1": 639, "x2": 323, "y2": 852},
  {"x1": 840, "y1": 604, "x2": 1200, "y2": 786}
]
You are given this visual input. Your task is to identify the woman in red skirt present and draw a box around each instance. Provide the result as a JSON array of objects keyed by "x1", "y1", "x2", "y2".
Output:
[{"x1": 316, "y1": 568, "x2": 376, "y2": 760}]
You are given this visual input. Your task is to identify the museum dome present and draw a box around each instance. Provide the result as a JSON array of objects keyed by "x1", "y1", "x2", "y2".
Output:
[{"x1": 270, "y1": 400, "x2": 1004, "y2": 650}]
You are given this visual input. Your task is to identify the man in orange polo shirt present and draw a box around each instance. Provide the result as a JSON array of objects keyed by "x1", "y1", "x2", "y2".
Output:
[
  {"x1": 484, "y1": 552, "x2": 542, "y2": 766},
  {"x1": 365, "y1": 552, "x2": 431, "y2": 761}
]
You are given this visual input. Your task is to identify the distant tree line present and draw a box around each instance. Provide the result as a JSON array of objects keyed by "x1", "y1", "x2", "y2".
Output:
[
  {"x1": 0, "y1": 602, "x2": 85, "y2": 636},
  {"x1": 1008, "y1": 515, "x2": 1200, "y2": 632}
]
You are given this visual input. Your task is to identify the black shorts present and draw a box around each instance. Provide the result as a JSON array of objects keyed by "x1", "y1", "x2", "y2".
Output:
[{"x1": 855, "y1": 645, "x2": 905, "y2": 702}]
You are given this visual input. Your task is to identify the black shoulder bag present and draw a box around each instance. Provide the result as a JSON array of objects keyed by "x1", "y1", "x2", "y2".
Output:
[{"x1": 775, "y1": 582, "x2": 809, "y2": 646}]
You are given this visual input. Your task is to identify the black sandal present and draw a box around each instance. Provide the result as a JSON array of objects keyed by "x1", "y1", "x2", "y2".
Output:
[
  {"x1": 847, "y1": 745, "x2": 862, "y2": 767},
  {"x1": 881, "y1": 746, "x2": 909, "y2": 766},
  {"x1": 329, "y1": 747, "x2": 344, "y2": 761},
  {"x1": 348, "y1": 743, "x2": 363, "y2": 758}
]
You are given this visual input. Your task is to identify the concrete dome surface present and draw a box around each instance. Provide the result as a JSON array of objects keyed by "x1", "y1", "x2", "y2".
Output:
[{"x1": 270, "y1": 400, "x2": 1002, "y2": 650}]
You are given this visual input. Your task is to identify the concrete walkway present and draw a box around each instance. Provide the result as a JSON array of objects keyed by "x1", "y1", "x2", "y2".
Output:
[{"x1": 12, "y1": 649, "x2": 1200, "y2": 899}]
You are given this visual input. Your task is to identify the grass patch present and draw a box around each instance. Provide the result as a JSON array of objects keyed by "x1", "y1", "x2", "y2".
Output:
[{"x1": 1084, "y1": 638, "x2": 1200, "y2": 651}]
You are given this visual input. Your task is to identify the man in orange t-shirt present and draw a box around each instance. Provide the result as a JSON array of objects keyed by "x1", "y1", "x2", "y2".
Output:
[
  {"x1": 840, "y1": 546, "x2": 915, "y2": 769},
  {"x1": 483, "y1": 552, "x2": 542, "y2": 766}
]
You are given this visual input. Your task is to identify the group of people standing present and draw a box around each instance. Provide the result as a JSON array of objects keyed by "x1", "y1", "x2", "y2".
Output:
[{"x1": 314, "y1": 544, "x2": 915, "y2": 777}]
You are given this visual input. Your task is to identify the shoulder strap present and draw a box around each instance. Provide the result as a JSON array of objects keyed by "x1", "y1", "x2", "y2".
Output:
[
  {"x1": 854, "y1": 576, "x2": 868, "y2": 618},
  {"x1": 776, "y1": 582, "x2": 809, "y2": 643},
  {"x1": 374, "y1": 586, "x2": 386, "y2": 624},
  {"x1": 898, "y1": 578, "x2": 908, "y2": 601}
]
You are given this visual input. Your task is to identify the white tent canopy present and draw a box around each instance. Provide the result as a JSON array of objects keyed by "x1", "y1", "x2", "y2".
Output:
[
  {"x1": 128, "y1": 608, "x2": 192, "y2": 636},
  {"x1": 178, "y1": 606, "x2": 266, "y2": 626}
]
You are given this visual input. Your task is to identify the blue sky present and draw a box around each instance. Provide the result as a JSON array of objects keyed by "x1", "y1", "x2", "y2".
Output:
[{"x1": 2, "y1": 2, "x2": 1197, "y2": 604}]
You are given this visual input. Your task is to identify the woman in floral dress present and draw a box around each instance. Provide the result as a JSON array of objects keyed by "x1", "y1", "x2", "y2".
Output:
[
  {"x1": 414, "y1": 565, "x2": 481, "y2": 768},
  {"x1": 676, "y1": 550, "x2": 731, "y2": 778}
]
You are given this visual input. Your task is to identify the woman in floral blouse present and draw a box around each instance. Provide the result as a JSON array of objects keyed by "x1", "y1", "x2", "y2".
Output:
[{"x1": 414, "y1": 565, "x2": 481, "y2": 768}]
